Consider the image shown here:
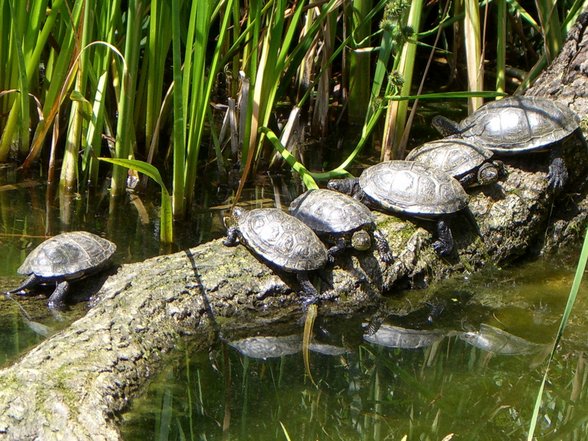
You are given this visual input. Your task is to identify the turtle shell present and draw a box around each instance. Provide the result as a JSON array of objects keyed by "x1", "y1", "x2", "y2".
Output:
[
  {"x1": 233, "y1": 208, "x2": 327, "y2": 272},
  {"x1": 451, "y1": 96, "x2": 579, "y2": 153},
  {"x1": 18, "y1": 231, "x2": 116, "y2": 281},
  {"x1": 289, "y1": 189, "x2": 375, "y2": 235},
  {"x1": 405, "y1": 139, "x2": 494, "y2": 179},
  {"x1": 359, "y1": 160, "x2": 468, "y2": 216}
]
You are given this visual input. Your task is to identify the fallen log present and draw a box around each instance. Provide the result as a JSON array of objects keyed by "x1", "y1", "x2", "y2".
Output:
[{"x1": 1, "y1": 12, "x2": 587, "y2": 441}]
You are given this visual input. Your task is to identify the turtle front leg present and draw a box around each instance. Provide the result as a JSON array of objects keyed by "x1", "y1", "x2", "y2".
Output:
[
  {"x1": 223, "y1": 226, "x2": 240, "y2": 247},
  {"x1": 373, "y1": 229, "x2": 393, "y2": 263},
  {"x1": 297, "y1": 272, "x2": 319, "y2": 307},
  {"x1": 432, "y1": 219, "x2": 454, "y2": 257},
  {"x1": 326, "y1": 237, "x2": 346, "y2": 264},
  {"x1": 547, "y1": 147, "x2": 568, "y2": 192},
  {"x1": 48, "y1": 280, "x2": 70, "y2": 309}
]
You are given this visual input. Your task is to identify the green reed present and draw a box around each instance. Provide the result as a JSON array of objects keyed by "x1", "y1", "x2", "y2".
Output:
[
  {"x1": 527, "y1": 227, "x2": 588, "y2": 440},
  {"x1": 0, "y1": 0, "x2": 584, "y2": 244},
  {"x1": 110, "y1": 0, "x2": 143, "y2": 197},
  {"x1": 0, "y1": 0, "x2": 59, "y2": 162},
  {"x1": 380, "y1": 0, "x2": 424, "y2": 160},
  {"x1": 495, "y1": 0, "x2": 506, "y2": 94},
  {"x1": 347, "y1": 0, "x2": 374, "y2": 125},
  {"x1": 463, "y1": 0, "x2": 483, "y2": 112}
]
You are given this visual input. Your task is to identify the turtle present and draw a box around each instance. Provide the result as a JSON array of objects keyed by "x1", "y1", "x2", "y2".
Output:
[
  {"x1": 8, "y1": 231, "x2": 117, "y2": 309},
  {"x1": 223, "y1": 206, "x2": 328, "y2": 305},
  {"x1": 327, "y1": 160, "x2": 470, "y2": 256},
  {"x1": 289, "y1": 189, "x2": 393, "y2": 263},
  {"x1": 405, "y1": 138, "x2": 505, "y2": 187},
  {"x1": 431, "y1": 96, "x2": 580, "y2": 191}
]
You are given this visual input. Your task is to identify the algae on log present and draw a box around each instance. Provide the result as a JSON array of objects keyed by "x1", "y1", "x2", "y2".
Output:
[{"x1": 1, "y1": 12, "x2": 588, "y2": 441}]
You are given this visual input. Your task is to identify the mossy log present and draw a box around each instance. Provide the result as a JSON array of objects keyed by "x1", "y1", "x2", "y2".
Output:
[{"x1": 1, "y1": 12, "x2": 588, "y2": 441}]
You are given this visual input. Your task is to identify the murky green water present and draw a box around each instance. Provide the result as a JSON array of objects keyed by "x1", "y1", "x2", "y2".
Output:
[
  {"x1": 0, "y1": 174, "x2": 587, "y2": 440},
  {"x1": 117, "y1": 258, "x2": 588, "y2": 441}
]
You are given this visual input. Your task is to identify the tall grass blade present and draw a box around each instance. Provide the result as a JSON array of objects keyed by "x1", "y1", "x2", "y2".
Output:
[
  {"x1": 527, "y1": 227, "x2": 588, "y2": 440},
  {"x1": 60, "y1": 0, "x2": 95, "y2": 190},
  {"x1": 535, "y1": 0, "x2": 562, "y2": 63},
  {"x1": 260, "y1": 126, "x2": 318, "y2": 190},
  {"x1": 495, "y1": 0, "x2": 506, "y2": 95},
  {"x1": 110, "y1": 0, "x2": 143, "y2": 197},
  {"x1": 381, "y1": 0, "x2": 424, "y2": 160},
  {"x1": 347, "y1": 0, "x2": 373, "y2": 124},
  {"x1": 170, "y1": 0, "x2": 186, "y2": 218},
  {"x1": 24, "y1": 0, "x2": 83, "y2": 168},
  {"x1": 99, "y1": 157, "x2": 173, "y2": 243},
  {"x1": 463, "y1": 0, "x2": 483, "y2": 112}
]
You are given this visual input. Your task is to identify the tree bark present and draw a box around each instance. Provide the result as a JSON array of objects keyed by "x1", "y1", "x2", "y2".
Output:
[{"x1": 1, "y1": 12, "x2": 588, "y2": 441}]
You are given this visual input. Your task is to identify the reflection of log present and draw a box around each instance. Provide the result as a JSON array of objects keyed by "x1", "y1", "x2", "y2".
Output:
[{"x1": 1, "y1": 13, "x2": 588, "y2": 441}]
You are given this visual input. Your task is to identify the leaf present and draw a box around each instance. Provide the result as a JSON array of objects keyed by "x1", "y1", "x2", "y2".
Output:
[{"x1": 98, "y1": 157, "x2": 173, "y2": 243}]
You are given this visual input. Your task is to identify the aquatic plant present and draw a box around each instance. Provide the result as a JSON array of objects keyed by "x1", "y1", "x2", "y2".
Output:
[{"x1": 0, "y1": 0, "x2": 582, "y2": 237}]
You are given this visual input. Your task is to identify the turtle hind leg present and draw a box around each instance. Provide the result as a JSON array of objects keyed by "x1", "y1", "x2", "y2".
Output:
[
  {"x1": 373, "y1": 229, "x2": 393, "y2": 263},
  {"x1": 47, "y1": 280, "x2": 70, "y2": 309},
  {"x1": 432, "y1": 219, "x2": 454, "y2": 257},
  {"x1": 7, "y1": 274, "x2": 39, "y2": 294},
  {"x1": 547, "y1": 148, "x2": 568, "y2": 192}
]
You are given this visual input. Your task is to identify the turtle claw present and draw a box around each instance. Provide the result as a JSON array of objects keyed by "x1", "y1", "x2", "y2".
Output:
[
  {"x1": 433, "y1": 219, "x2": 454, "y2": 257},
  {"x1": 373, "y1": 229, "x2": 393, "y2": 264},
  {"x1": 432, "y1": 240, "x2": 453, "y2": 257},
  {"x1": 547, "y1": 157, "x2": 568, "y2": 192},
  {"x1": 380, "y1": 250, "x2": 394, "y2": 264}
]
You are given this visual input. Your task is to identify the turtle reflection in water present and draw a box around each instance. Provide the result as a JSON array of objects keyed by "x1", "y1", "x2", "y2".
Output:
[
  {"x1": 363, "y1": 323, "x2": 447, "y2": 349},
  {"x1": 8, "y1": 231, "x2": 116, "y2": 309},
  {"x1": 228, "y1": 335, "x2": 348, "y2": 359},
  {"x1": 459, "y1": 323, "x2": 549, "y2": 356},
  {"x1": 224, "y1": 206, "x2": 328, "y2": 305}
]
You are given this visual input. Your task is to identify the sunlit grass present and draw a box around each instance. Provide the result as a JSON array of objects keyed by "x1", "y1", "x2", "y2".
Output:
[{"x1": 0, "y1": 0, "x2": 582, "y2": 229}]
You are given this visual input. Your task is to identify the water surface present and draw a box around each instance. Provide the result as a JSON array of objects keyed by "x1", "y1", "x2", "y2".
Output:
[
  {"x1": 0, "y1": 174, "x2": 586, "y2": 440},
  {"x1": 121, "y1": 258, "x2": 588, "y2": 441}
]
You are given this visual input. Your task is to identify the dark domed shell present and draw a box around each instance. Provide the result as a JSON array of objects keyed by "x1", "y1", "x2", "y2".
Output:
[
  {"x1": 452, "y1": 97, "x2": 579, "y2": 153},
  {"x1": 18, "y1": 231, "x2": 116, "y2": 280},
  {"x1": 289, "y1": 189, "x2": 374, "y2": 235},
  {"x1": 405, "y1": 139, "x2": 493, "y2": 178},
  {"x1": 359, "y1": 160, "x2": 468, "y2": 216},
  {"x1": 234, "y1": 208, "x2": 327, "y2": 272}
]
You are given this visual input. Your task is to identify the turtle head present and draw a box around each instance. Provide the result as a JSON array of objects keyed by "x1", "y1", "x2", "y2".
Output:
[
  {"x1": 477, "y1": 160, "x2": 507, "y2": 186},
  {"x1": 231, "y1": 206, "x2": 247, "y2": 220},
  {"x1": 327, "y1": 178, "x2": 360, "y2": 197},
  {"x1": 351, "y1": 230, "x2": 371, "y2": 251},
  {"x1": 431, "y1": 115, "x2": 461, "y2": 137},
  {"x1": 224, "y1": 206, "x2": 247, "y2": 229}
]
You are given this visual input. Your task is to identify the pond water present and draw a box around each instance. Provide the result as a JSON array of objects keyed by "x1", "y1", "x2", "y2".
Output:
[
  {"x1": 118, "y1": 257, "x2": 588, "y2": 441},
  {"x1": 0, "y1": 172, "x2": 586, "y2": 440}
]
